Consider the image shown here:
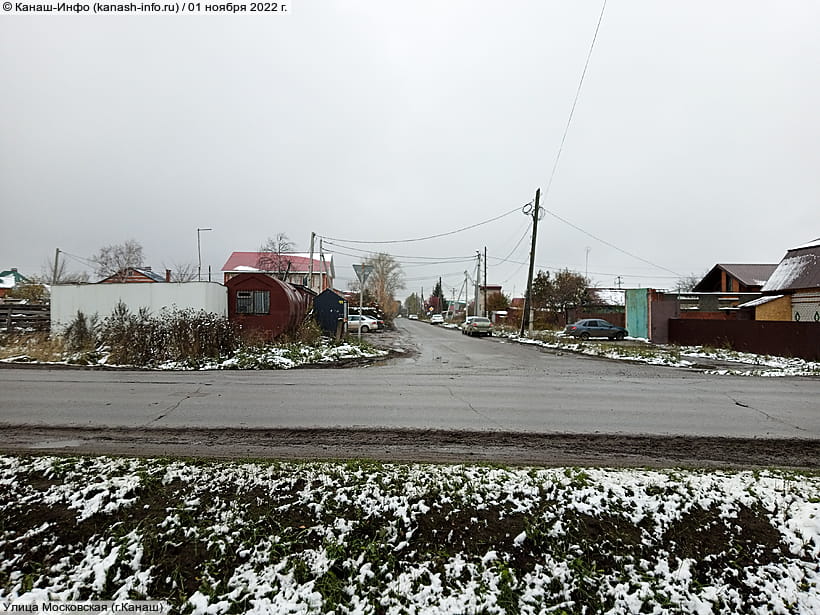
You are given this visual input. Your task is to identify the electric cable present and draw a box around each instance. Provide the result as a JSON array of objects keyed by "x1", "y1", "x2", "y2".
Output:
[{"x1": 320, "y1": 206, "x2": 521, "y2": 244}]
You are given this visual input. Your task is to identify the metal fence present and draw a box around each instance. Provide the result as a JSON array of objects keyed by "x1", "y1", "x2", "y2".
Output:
[{"x1": 668, "y1": 319, "x2": 820, "y2": 362}]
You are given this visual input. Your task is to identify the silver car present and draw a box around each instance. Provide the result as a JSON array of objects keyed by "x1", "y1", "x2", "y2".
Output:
[
  {"x1": 348, "y1": 315, "x2": 379, "y2": 333},
  {"x1": 461, "y1": 316, "x2": 492, "y2": 337}
]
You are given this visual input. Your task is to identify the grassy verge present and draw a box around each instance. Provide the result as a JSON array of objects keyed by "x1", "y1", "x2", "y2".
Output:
[{"x1": 2, "y1": 456, "x2": 818, "y2": 613}]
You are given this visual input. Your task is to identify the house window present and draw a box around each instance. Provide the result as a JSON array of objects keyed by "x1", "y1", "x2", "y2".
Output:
[
  {"x1": 237, "y1": 290, "x2": 270, "y2": 314},
  {"x1": 726, "y1": 278, "x2": 734, "y2": 292}
]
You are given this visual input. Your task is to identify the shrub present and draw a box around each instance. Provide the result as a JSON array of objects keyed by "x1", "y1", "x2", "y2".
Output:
[
  {"x1": 97, "y1": 302, "x2": 240, "y2": 367},
  {"x1": 64, "y1": 311, "x2": 98, "y2": 352}
]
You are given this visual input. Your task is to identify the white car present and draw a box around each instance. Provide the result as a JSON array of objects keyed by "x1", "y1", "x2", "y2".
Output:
[
  {"x1": 348, "y1": 315, "x2": 379, "y2": 333},
  {"x1": 430, "y1": 314, "x2": 445, "y2": 324},
  {"x1": 408, "y1": 314, "x2": 419, "y2": 320}
]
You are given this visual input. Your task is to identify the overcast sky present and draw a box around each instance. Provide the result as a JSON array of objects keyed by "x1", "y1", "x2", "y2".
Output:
[{"x1": 2, "y1": 1, "x2": 818, "y2": 301}]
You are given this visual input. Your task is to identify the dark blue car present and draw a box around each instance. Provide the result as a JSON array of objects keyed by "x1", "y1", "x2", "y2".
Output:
[{"x1": 564, "y1": 319, "x2": 628, "y2": 340}]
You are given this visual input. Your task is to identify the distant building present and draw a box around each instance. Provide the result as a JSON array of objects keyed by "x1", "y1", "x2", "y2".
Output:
[
  {"x1": 693, "y1": 264, "x2": 777, "y2": 293},
  {"x1": 221, "y1": 252, "x2": 334, "y2": 292},
  {"x1": 98, "y1": 267, "x2": 168, "y2": 284},
  {"x1": 0, "y1": 268, "x2": 30, "y2": 299},
  {"x1": 758, "y1": 238, "x2": 820, "y2": 322}
]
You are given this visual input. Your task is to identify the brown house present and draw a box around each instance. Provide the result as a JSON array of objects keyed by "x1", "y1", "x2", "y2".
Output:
[{"x1": 692, "y1": 264, "x2": 777, "y2": 293}]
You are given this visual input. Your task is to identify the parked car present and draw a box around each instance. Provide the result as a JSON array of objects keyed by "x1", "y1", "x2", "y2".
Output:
[
  {"x1": 430, "y1": 314, "x2": 445, "y2": 325},
  {"x1": 358, "y1": 307, "x2": 386, "y2": 329},
  {"x1": 564, "y1": 319, "x2": 627, "y2": 340},
  {"x1": 462, "y1": 316, "x2": 492, "y2": 337},
  {"x1": 408, "y1": 314, "x2": 419, "y2": 320},
  {"x1": 348, "y1": 314, "x2": 379, "y2": 333}
]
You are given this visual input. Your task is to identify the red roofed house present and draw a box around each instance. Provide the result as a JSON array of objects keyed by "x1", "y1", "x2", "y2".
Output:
[{"x1": 221, "y1": 252, "x2": 335, "y2": 292}]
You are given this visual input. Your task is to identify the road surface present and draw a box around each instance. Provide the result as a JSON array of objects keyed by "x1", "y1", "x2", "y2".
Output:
[{"x1": 1, "y1": 319, "x2": 818, "y2": 467}]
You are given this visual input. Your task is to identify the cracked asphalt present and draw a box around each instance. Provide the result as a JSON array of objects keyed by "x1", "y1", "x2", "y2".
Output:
[{"x1": 0, "y1": 319, "x2": 818, "y2": 467}]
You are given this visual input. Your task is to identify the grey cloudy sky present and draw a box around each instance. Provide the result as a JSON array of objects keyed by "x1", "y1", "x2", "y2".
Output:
[{"x1": 2, "y1": 1, "x2": 818, "y2": 301}]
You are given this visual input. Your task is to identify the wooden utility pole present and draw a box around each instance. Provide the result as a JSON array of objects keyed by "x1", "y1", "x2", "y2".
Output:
[
  {"x1": 52, "y1": 248, "x2": 60, "y2": 285},
  {"x1": 308, "y1": 232, "x2": 315, "y2": 291},
  {"x1": 520, "y1": 188, "x2": 541, "y2": 336}
]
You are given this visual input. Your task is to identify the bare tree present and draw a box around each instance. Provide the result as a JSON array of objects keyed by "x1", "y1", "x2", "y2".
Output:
[
  {"x1": 164, "y1": 262, "x2": 197, "y2": 282},
  {"x1": 42, "y1": 257, "x2": 89, "y2": 284},
  {"x1": 674, "y1": 272, "x2": 704, "y2": 293},
  {"x1": 91, "y1": 240, "x2": 145, "y2": 281},
  {"x1": 363, "y1": 252, "x2": 405, "y2": 317},
  {"x1": 257, "y1": 233, "x2": 295, "y2": 280}
]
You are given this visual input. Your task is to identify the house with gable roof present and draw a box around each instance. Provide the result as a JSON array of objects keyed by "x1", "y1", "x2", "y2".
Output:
[
  {"x1": 0, "y1": 268, "x2": 31, "y2": 300},
  {"x1": 692, "y1": 264, "x2": 777, "y2": 293},
  {"x1": 755, "y1": 238, "x2": 820, "y2": 322},
  {"x1": 221, "y1": 252, "x2": 335, "y2": 292}
]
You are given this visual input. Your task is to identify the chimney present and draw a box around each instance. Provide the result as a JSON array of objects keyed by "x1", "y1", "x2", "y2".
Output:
[{"x1": 166, "y1": 269, "x2": 172, "y2": 282}]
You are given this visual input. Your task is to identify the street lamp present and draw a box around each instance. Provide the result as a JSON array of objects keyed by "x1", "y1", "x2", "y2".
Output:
[{"x1": 197, "y1": 228, "x2": 213, "y2": 281}]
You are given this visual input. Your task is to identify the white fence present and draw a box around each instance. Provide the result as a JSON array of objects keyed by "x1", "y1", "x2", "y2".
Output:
[{"x1": 51, "y1": 282, "x2": 227, "y2": 331}]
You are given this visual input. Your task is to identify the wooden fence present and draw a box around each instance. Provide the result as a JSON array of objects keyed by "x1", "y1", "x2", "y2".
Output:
[{"x1": 0, "y1": 302, "x2": 50, "y2": 332}]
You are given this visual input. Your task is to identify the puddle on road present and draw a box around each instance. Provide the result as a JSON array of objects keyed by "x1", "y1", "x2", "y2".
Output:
[{"x1": 29, "y1": 439, "x2": 84, "y2": 449}]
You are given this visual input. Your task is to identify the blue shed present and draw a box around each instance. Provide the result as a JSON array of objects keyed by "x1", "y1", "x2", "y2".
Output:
[{"x1": 314, "y1": 288, "x2": 348, "y2": 337}]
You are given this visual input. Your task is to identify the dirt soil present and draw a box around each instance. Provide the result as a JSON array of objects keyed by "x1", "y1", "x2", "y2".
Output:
[
  {"x1": 2, "y1": 325, "x2": 818, "y2": 469},
  {"x1": 1, "y1": 427, "x2": 817, "y2": 470}
]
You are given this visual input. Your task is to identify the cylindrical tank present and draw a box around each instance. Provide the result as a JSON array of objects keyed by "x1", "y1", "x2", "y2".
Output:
[{"x1": 227, "y1": 273, "x2": 312, "y2": 340}]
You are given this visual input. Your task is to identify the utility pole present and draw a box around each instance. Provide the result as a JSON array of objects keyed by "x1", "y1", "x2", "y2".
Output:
[
  {"x1": 483, "y1": 246, "x2": 488, "y2": 317},
  {"x1": 197, "y1": 227, "x2": 212, "y2": 282},
  {"x1": 474, "y1": 251, "x2": 481, "y2": 317},
  {"x1": 52, "y1": 248, "x2": 60, "y2": 285},
  {"x1": 520, "y1": 188, "x2": 541, "y2": 337},
  {"x1": 308, "y1": 232, "x2": 315, "y2": 291}
]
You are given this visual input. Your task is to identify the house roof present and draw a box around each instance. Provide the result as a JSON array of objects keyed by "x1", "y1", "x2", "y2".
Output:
[
  {"x1": 98, "y1": 267, "x2": 166, "y2": 283},
  {"x1": 222, "y1": 252, "x2": 335, "y2": 278},
  {"x1": 0, "y1": 269, "x2": 31, "y2": 287},
  {"x1": 761, "y1": 239, "x2": 820, "y2": 293},
  {"x1": 692, "y1": 264, "x2": 777, "y2": 291},
  {"x1": 738, "y1": 294, "x2": 784, "y2": 309}
]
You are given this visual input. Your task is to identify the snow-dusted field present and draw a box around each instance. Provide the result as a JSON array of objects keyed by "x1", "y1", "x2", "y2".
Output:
[{"x1": 2, "y1": 455, "x2": 819, "y2": 614}]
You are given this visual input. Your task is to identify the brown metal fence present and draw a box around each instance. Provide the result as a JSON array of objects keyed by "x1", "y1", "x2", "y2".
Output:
[{"x1": 668, "y1": 319, "x2": 820, "y2": 361}]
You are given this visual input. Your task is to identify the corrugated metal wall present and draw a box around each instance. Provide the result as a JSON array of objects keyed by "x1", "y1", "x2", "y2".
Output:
[
  {"x1": 625, "y1": 289, "x2": 648, "y2": 340},
  {"x1": 51, "y1": 283, "x2": 227, "y2": 331},
  {"x1": 668, "y1": 319, "x2": 820, "y2": 361}
]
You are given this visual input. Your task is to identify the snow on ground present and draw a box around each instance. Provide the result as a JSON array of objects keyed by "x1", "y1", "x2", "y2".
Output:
[
  {"x1": 1, "y1": 456, "x2": 818, "y2": 614},
  {"x1": 498, "y1": 331, "x2": 820, "y2": 377}
]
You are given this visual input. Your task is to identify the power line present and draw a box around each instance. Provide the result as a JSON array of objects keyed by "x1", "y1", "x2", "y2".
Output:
[
  {"x1": 320, "y1": 205, "x2": 521, "y2": 244},
  {"x1": 542, "y1": 0, "x2": 607, "y2": 205},
  {"x1": 542, "y1": 208, "x2": 682, "y2": 276}
]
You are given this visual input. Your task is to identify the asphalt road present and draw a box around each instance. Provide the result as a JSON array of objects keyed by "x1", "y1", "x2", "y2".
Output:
[{"x1": 1, "y1": 319, "x2": 818, "y2": 439}]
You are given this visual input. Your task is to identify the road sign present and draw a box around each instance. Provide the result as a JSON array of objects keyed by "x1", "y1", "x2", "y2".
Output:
[{"x1": 352, "y1": 264, "x2": 373, "y2": 284}]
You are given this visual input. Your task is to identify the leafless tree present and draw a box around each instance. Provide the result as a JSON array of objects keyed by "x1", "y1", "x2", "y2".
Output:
[
  {"x1": 674, "y1": 273, "x2": 704, "y2": 293},
  {"x1": 42, "y1": 257, "x2": 89, "y2": 284},
  {"x1": 91, "y1": 239, "x2": 145, "y2": 281},
  {"x1": 257, "y1": 233, "x2": 295, "y2": 280},
  {"x1": 163, "y1": 262, "x2": 197, "y2": 282}
]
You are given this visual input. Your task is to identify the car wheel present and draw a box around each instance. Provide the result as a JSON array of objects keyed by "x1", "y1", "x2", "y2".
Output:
[
  {"x1": 614, "y1": 332, "x2": 625, "y2": 341},
  {"x1": 361, "y1": 325, "x2": 369, "y2": 333},
  {"x1": 579, "y1": 332, "x2": 590, "y2": 340}
]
